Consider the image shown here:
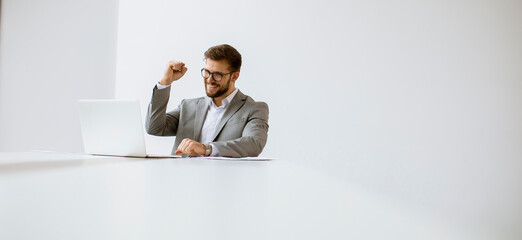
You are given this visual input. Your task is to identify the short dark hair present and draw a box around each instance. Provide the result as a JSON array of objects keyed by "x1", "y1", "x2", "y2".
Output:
[{"x1": 204, "y1": 44, "x2": 242, "y2": 72}]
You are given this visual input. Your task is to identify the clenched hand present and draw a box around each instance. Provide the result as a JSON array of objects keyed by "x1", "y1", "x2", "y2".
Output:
[{"x1": 159, "y1": 60, "x2": 188, "y2": 85}]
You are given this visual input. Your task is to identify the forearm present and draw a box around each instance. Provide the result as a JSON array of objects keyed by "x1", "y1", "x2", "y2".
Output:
[
  {"x1": 145, "y1": 85, "x2": 179, "y2": 136},
  {"x1": 211, "y1": 135, "x2": 267, "y2": 157},
  {"x1": 211, "y1": 118, "x2": 269, "y2": 157}
]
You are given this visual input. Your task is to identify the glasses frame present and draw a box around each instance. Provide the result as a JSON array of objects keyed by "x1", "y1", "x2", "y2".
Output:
[{"x1": 201, "y1": 68, "x2": 235, "y2": 82}]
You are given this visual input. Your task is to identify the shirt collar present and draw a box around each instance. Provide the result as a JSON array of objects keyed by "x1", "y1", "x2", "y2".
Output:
[{"x1": 208, "y1": 88, "x2": 239, "y2": 108}]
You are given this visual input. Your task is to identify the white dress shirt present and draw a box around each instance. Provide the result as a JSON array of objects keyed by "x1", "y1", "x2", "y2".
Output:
[
  {"x1": 200, "y1": 88, "x2": 238, "y2": 156},
  {"x1": 156, "y1": 83, "x2": 238, "y2": 156}
]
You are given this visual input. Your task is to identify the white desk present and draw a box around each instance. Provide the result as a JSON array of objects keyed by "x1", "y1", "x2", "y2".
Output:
[{"x1": 0, "y1": 152, "x2": 474, "y2": 240}]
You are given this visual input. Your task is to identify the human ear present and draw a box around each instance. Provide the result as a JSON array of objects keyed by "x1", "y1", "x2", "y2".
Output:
[{"x1": 232, "y1": 72, "x2": 240, "y2": 81}]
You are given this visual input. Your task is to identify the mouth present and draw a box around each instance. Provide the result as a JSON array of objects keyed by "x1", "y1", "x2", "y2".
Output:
[{"x1": 207, "y1": 84, "x2": 219, "y2": 91}]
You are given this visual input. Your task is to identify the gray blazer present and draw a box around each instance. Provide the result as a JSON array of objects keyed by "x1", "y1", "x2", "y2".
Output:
[{"x1": 145, "y1": 85, "x2": 269, "y2": 157}]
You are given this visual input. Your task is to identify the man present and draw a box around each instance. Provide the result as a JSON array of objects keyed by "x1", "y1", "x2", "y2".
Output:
[{"x1": 145, "y1": 44, "x2": 269, "y2": 157}]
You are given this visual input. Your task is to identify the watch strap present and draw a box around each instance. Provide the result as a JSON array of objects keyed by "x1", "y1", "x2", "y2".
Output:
[{"x1": 204, "y1": 144, "x2": 212, "y2": 156}]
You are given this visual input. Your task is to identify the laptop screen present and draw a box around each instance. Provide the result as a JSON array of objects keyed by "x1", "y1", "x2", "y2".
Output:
[{"x1": 78, "y1": 99, "x2": 148, "y2": 157}]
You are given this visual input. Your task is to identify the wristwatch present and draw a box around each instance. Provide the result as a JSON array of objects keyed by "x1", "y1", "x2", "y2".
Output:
[{"x1": 204, "y1": 144, "x2": 212, "y2": 156}]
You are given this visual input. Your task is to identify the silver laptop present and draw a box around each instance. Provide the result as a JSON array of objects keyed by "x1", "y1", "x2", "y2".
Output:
[{"x1": 78, "y1": 99, "x2": 180, "y2": 158}]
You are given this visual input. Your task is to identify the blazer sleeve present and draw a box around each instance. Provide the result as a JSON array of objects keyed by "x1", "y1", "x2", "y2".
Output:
[
  {"x1": 145, "y1": 85, "x2": 181, "y2": 136},
  {"x1": 211, "y1": 102, "x2": 269, "y2": 157}
]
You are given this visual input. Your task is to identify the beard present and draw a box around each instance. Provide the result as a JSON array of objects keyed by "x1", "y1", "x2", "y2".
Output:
[{"x1": 205, "y1": 79, "x2": 230, "y2": 98}]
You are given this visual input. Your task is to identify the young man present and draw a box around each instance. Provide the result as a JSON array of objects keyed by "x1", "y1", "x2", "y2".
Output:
[{"x1": 145, "y1": 44, "x2": 269, "y2": 157}]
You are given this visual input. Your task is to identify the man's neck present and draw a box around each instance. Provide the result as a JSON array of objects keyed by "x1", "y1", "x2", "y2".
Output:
[{"x1": 212, "y1": 87, "x2": 237, "y2": 107}]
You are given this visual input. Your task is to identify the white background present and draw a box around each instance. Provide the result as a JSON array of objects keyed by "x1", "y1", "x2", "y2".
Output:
[
  {"x1": 1, "y1": 0, "x2": 521, "y2": 238},
  {"x1": 0, "y1": 0, "x2": 119, "y2": 151}
]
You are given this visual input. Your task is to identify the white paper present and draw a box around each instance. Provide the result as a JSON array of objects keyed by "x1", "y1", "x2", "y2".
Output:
[{"x1": 190, "y1": 156, "x2": 276, "y2": 161}]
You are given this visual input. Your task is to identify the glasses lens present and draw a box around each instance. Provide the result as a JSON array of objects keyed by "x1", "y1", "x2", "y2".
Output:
[
  {"x1": 201, "y1": 69, "x2": 210, "y2": 78},
  {"x1": 213, "y1": 72, "x2": 223, "y2": 81},
  {"x1": 201, "y1": 69, "x2": 225, "y2": 81}
]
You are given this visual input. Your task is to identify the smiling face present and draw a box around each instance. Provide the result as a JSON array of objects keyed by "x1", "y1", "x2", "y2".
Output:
[{"x1": 203, "y1": 59, "x2": 239, "y2": 103}]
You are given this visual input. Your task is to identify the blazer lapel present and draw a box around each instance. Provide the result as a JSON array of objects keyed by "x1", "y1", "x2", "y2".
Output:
[
  {"x1": 210, "y1": 90, "x2": 247, "y2": 141},
  {"x1": 193, "y1": 98, "x2": 209, "y2": 141}
]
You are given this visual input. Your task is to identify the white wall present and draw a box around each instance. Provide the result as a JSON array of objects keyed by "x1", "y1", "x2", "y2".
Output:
[
  {"x1": 0, "y1": 0, "x2": 119, "y2": 152},
  {"x1": 115, "y1": 0, "x2": 522, "y2": 238},
  {"x1": 0, "y1": 0, "x2": 520, "y2": 238}
]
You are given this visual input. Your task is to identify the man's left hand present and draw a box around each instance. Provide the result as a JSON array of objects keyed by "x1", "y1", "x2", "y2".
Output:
[{"x1": 175, "y1": 138, "x2": 206, "y2": 156}]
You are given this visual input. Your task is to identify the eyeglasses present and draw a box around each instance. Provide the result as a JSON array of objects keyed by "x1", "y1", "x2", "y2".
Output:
[{"x1": 201, "y1": 68, "x2": 234, "y2": 82}]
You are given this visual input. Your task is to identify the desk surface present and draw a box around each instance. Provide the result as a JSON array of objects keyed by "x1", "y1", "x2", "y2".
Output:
[{"x1": 0, "y1": 152, "x2": 475, "y2": 240}]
